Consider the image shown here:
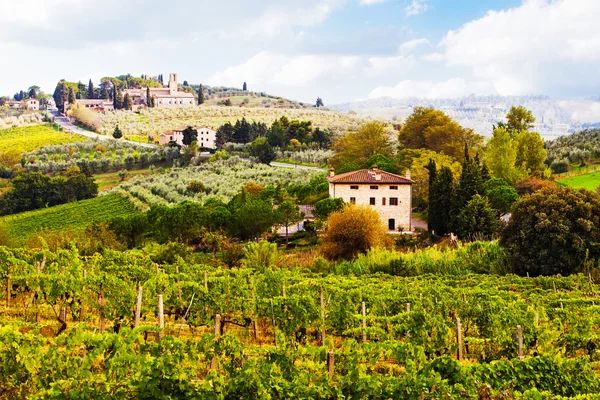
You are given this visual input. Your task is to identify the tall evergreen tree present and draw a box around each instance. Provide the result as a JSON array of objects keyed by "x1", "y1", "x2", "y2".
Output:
[
  {"x1": 88, "y1": 79, "x2": 94, "y2": 99},
  {"x1": 243, "y1": 82, "x2": 247, "y2": 91},
  {"x1": 68, "y1": 87, "x2": 76, "y2": 104},
  {"x1": 233, "y1": 118, "x2": 252, "y2": 143},
  {"x1": 198, "y1": 84, "x2": 205, "y2": 105},
  {"x1": 427, "y1": 161, "x2": 455, "y2": 236},
  {"x1": 123, "y1": 93, "x2": 133, "y2": 110},
  {"x1": 146, "y1": 87, "x2": 155, "y2": 107},
  {"x1": 455, "y1": 145, "x2": 486, "y2": 213},
  {"x1": 215, "y1": 122, "x2": 235, "y2": 148}
]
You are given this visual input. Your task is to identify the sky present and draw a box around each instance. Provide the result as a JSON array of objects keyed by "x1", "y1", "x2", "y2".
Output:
[{"x1": 1, "y1": 0, "x2": 599, "y2": 104}]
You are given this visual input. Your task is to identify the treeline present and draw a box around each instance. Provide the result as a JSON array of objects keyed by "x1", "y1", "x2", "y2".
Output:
[
  {"x1": 546, "y1": 129, "x2": 600, "y2": 173},
  {"x1": 53, "y1": 74, "x2": 169, "y2": 112},
  {"x1": 216, "y1": 117, "x2": 332, "y2": 149},
  {"x1": 110, "y1": 177, "x2": 328, "y2": 248},
  {"x1": 427, "y1": 148, "x2": 517, "y2": 238},
  {"x1": 0, "y1": 170, "x2": 97, "y2": 216}
]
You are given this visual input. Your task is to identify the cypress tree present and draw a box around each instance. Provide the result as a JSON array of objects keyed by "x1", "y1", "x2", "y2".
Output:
[
  {"x1": 198, "y1": 84, "x2": 205, "y2": 105},
  {"x1": 427, "y1": 162, "x2": 455, "y2": 236},
  {"x1": 68, "y1": 86, "x2": 76, "y2": 104},
  {"x1": 123, "y1": 93, "x2": 133, "y2": 110},
  {"x1": 243, "y1": 82, "x2": 247, "y2": 91},
  {"x1": 88, "y1": 79, "x2": 94, "y2": 99}
]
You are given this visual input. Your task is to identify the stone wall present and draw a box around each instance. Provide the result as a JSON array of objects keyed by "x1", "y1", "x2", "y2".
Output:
[{"x1": 329, "y1": 182, "x2": 412, "y2": 231}]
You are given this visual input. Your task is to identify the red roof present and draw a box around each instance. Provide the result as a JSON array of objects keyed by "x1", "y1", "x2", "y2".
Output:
[{"x1": 327, "y1": 169, "x2": 413, "y2": 184}]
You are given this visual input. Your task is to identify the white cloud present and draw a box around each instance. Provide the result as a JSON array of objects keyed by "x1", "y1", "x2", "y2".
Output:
[
  {"x1": 421, "y1": 52, "x2": 444, "y2": 61},
  {"x1": 404, "y1": 0, "x2": 429, "y2": 17},
  {"x1": 398, "y1": 38, "x2": 429, "y2": 54},
  {"x1": 360, "y1": 0, "x2": 386, "y2": 5},
  {"x1": 208, "y1": 51, "x2": 416, "y2": 89},
  {"x1": 442, "y1": 0, "x2": 600, "y2": 96},
  {"x1": 368, "y1": 78, "x2": 496, "y2": 99}
]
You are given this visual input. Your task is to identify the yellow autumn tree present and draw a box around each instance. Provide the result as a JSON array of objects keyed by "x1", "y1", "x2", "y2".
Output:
[{"x1": 321, "y1": 205, "x2": 392, "y2": 260}]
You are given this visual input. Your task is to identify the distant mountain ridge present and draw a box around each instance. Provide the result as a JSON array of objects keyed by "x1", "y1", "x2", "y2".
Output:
[{"x1": 330, "y1": 95, "x2": 600, "y2": 138}]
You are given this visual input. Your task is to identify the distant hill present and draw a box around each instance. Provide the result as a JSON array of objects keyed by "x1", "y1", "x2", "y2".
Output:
[{"x1": 331, "y1": 95, "x2": 600, "y2": 139}]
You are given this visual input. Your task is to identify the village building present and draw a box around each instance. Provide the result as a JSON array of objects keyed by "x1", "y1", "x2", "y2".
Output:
[
  {"x1": 327, "y1": 167, "x2": 413, "y2": 232},
  {"x1": 159, "y1": 126, "x2": 217, "y2": 148},
  {"x1": 125, "y1": 73, "x2": 195, "y2": 110},
  {"x1": 75, "y1": 99, "x2": 115, "y2": 112},
  {"x1": 5, "y1": 100, "x2": 21, "y2": 109},
  {"x1": 26, "y1": 98, "x2": 39, "y2": 110}
]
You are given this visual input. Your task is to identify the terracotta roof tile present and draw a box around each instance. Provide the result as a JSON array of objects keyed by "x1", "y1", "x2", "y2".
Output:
[{"x1": 327, "y1": 169, "x2": 413, "y2": 184}]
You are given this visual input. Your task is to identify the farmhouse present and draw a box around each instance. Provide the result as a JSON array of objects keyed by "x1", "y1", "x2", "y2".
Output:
[
  {"x1": 26, "y1": 98, "x2": 39, "y2": 110},
  {"x1": 159, "y1": 126, "x2": 217, "y2": 148},
  {"x1": 125, "y1": 73, "x2": 195, "y2": 110},
  {"x1": 327, "y1": 167, "x2": 413, "y2": 232},
  {"x1": 76, "y1": 99, "x2": 115, "y2": 112}
]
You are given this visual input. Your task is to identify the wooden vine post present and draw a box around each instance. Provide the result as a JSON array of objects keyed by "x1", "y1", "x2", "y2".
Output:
[
  {"x1": 516, "y1": 325, "x2": 524, "y2": 360},
  {"x1": 361, "y1": 301, "x2": 367, "y2": 344},
  {"x1": 320, "y1": 288, "x2": 325, "y2": 346},
  {"x1": 6, "y1": 273, "x2": 10, "y2": 308},
  {"x1": 327, "y1": 351, "x2": 335, "y2": 379},
  {"x1": 251, "y1": 276, "x2": 259, "y2": 342},
  {"x1": 134, "y1": 286, "x2": 143, "y2": 327},
  {"x1": 211, "y1": 314, "x2": 222, "y2": 369},
  {"x1": 156, "y1": 294, "x2": 164, "y2": 342},
  {"x1": 98, "y1": 285, "x2": 105, "y2": 333},
  {"x1": 456, "y1": 317, "x2": 463, "y2": 361}
]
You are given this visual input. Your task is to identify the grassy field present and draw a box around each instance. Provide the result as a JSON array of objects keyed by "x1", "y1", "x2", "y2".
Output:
[
  {"x1": 97, "y1": 106, "x2": 368, "y2": 138},
  {"x1": 0, "y1": 124, "x2": 86, "y2": 153},
  {"x1": 94, "y1": 168, "x2": 159, "y2": 192},
  {"x1": 558, "y1": 171, "x2": 600, "y2": 191},
  {"x1": 0, "y1": 194, "x2": 137, "y2": 245}
]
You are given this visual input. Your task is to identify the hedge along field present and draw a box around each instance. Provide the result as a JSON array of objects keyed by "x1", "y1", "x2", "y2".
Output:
[
  {"x1": 97, "y1": 106, "x2": 368, "y2": 137},
  {"x1": 114, "y1": 157, "x2": 323, "y2": 208},
  {"x1": 0, "y1": 124, "x2": 87, "y2": 153},
  {"x1": 0, "y1": 194, "x2": 137, "y2": 246},
  {"x1": 558, "y1": 171, "x2": 600, "y2": 191}
]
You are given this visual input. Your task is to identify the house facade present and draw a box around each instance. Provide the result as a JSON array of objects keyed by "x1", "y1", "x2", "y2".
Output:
[
  {"x1": 76, "y1": 99, "x2": 115, "y2": 112},
  {"x1": 26, "y1": 98, "x2": 39, "y2": 110},
  {"x1": 327, "y1": 167, "x2": 413, "y2": 232},
  {"x1": 159, "y1": 126, "x2": 216, "y2": 148},
  {"x1": 125, "y1": 73, "x2": 195, "y2": 110}
]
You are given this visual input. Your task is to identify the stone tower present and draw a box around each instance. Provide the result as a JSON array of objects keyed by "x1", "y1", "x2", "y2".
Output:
[{"x1": 169, "y1": 73, "x2": 178, "y2": 95}]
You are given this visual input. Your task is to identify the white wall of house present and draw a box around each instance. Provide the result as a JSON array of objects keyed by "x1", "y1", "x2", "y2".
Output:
[
  {"x1": 328, "y1": 182, "x2": 412, "y2": 232},
  {"x1": 197, "y1": 128, "x2": 216, "y2": 149}
]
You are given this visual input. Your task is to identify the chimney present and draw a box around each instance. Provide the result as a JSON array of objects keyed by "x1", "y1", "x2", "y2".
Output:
[
  {"x1": 329, "y1": 168, "x2": 335, "y2": 177},
  {"x1": 373, "y1": 166, "x2": 381, "y2": 181},
  {"x1": 405, "y1": 169, "x2": 411, "y2": 180}
]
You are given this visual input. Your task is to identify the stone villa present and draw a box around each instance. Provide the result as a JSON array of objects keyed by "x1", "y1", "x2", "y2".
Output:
[
  {"x1": 327, "y1": 167, "x2": 413, "y2": 232},
  {"x1": 159, "y1": 127, "x2": 217, "y2": 148},
  {"x1": 125, "y1": 73, "x2": 195, "y2": 110}
]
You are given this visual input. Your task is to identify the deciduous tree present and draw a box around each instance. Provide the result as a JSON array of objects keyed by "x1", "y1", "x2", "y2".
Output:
[
  {"x1": 501, "y1": 186, "x2": 600, "y2": 276},
  {"x1": 276, "y1": 201, "x2": 304, "y2": 247},
  {"x1": 321, "y1": 205, "x2": 392, "y2": 260},
  {"x1": 330, "y1": 122, "x2": 392, "y2": 171}
]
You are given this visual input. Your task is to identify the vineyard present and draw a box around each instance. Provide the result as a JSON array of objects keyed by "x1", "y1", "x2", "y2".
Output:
[
  {"x1": 96, "y1": 106, "x2": 367, "y2": 137},
  {"x1": 113, "y1": 157, "x2": 323, "y2": 208},
  {"x1": 1, "y1": 246, "x2": 600, "y2": 398},
  {"x1": 21, "y1": 138, "x2": 175, "y2": 174},
  {"x1": 0, "y1": 124, "x2": 86, "y2": 154},
  {"x1": 0, "y1": 194, "x2": 137, "y2": 246}
]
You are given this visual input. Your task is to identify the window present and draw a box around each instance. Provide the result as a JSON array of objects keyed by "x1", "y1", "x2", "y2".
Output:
[
  {"x1": 370, "y1": 185, "x2": 379, "y2": 190},
  {"x1": 350, "y1": 185, "x2": 359, "y2": 190},
  {"x1": 369, "y1": 197, "x2": 376, "y2": 205},
  {"x1": 390, "y1": 186, "x2": 398, "y2": 190},
  {"x1": 350, "y1": 197, "x2": 356, "y2": 204},
  {"x1": 388, "y1": 219, "x2": 396, "y2": 231},
  {"x1": 382, "y1": 198, "x2": 386, "y2": 206},
  {"x1": 389, "y1": 198, "x2": 398, "y2": 206}
]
